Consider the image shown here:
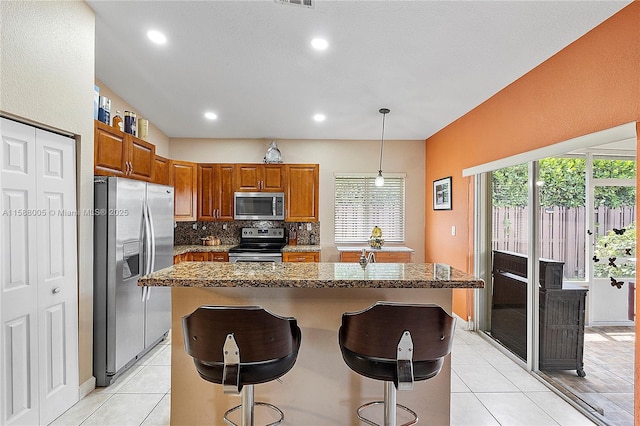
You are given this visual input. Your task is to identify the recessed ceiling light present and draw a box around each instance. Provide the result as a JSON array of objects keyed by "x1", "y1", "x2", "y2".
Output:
[
  {"x1": 311, "y1": 38, "x2": 328, "y2": 50},
  {"x1": 204, "y1": 112, "x2": 218, "y2": 120},
  {"x1": 147, "y1": 30, "x2": 167, "y2": 45},
  {"x1": 313, "y1": 114, "x2": 326, "y2": 122}
]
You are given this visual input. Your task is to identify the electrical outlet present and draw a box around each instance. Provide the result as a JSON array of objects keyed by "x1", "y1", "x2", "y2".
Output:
[
  {"x1": 306, "y1": 223, "x2": 312, "y2": 231},
  {"x1": 192, "y1": 223, "x2": 198, "y2": 230},
  {"x1": 222, "y1": 224, "x2": 227, "y2": 230}
]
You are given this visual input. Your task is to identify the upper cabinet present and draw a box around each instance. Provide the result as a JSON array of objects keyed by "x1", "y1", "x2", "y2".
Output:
[
  {"x1": 170, "y1": 160, "x2": 198, "y2": 221},
  {"x1": 94, "y1": 120, "x2": 155, "y2": 181},
  {"x1": 153, "y1": 155, "x2": 171, "y2": 185},
  {"x1": 235, "y1": 164, "x2": 285, "y2": 192},
  {"x1": 285, "y1": 164, "x2": 319, "y2": 222},
  {"x1": 198, "y1": 163, "x2": 235, "y2": 221}
]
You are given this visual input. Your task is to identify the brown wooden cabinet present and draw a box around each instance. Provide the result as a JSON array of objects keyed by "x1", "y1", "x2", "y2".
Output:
[
  {"x1": 170, "y1": 160, "x2": 198, "y2": 221},
  {"x1": 174, "y1": 252, "x2": 229, "y2": 263},
  {"x1": 283, "y1": 252, "x2": 320, "y2": 262},
  {"x1": 235, "y1": 164, "x2": 284, "y2": 192},
  {"x1": 198, "y1": 164, "x2": 235, "y2": 221},
  {"x1": 94, "y1": 120, "x2": 155, "y2": 181},
  {"x1": 285, "y1": 164, "x2": 319, "y2": 222},
  {"x1": 154, "y1": 155, "x2": 171, "y2": 185},
  {"x1": 340, "y1": 251, "x2": 411, "y2": 263}
]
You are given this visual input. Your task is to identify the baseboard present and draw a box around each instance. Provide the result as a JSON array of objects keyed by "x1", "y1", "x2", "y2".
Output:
[{"x1": 79, "y1": 376, "x2": 96, "y2": 400}]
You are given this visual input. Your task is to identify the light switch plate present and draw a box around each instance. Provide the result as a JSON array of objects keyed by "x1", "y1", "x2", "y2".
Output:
[
  {"x1": 451, "y1": 226, "x2": 456, "y2": 236},
  {"x1": 306, "y1": 223, "x2": 312, "y2": 231}
]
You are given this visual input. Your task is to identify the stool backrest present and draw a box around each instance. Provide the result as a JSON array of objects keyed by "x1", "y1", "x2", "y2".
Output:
[
  {"x1": 340, "y1": 302, "x2": 455, "y2": 361},
  {"x1": 183, "y1": 305, "x2": 298, "y2": 363}
]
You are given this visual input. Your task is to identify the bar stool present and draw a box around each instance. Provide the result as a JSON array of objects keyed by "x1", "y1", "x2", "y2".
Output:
[
  {"x1": 338, "y1": 302, "x2": 456, "y2": 426},
  {"x1": 182, "y1": 305, "x2": 302, "y2": 426}
]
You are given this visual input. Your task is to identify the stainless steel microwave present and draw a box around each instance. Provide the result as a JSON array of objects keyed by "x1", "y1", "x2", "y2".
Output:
[{"x1": 234, "y1": 192, "x2": 285, "y2": 220}]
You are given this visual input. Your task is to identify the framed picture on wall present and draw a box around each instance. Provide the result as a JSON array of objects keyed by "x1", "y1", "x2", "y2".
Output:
[{"x1": 433, "y1": 176, "x2": 452, "y2": 210}]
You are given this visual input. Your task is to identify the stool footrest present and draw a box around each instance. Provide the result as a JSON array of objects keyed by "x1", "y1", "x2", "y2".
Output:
[
  {"x1": 224, "y1": 402, "x2": 284, "y2": 426},
  {"x1": 357, "y1": 401, "x2": 418, "y2": 426}
]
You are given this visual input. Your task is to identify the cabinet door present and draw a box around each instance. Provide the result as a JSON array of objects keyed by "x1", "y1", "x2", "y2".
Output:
[
  {"x1": 154, "y1": 155, "x2": 170, "y2": 185},
  {"x1": 197, "y1": 164, "x2": 216, "y2": 221},
  {"x1": 94, "y1": 120, "x2": 126, "y2": 177},
  {"x1": 285, "y1": 164, "x2": 319, "y2": 222},
  {"x1": 235, "y1": 164, "x2": 283, "y2": 192},
  {"x1": 170, "y1": 160, "x2": 198, "y2": 221},
  {"x1": 128, "y1": 136, "x2": 155, "y2": 182},
  {"x1": 189, "y1": 252, "x2": 211, "y2": 262},
  {"x1": 339, "y1": 251, "x2": 411, "y2": 263},
  {"x1": 340, "y1": 252, "x2": 362, "y2": 263},
  {"x1": 216, "y1": 164, "x2": 235, "y2": 220},
  {"x1": 376, "y1": 252, "x2": 412, "y2": 263},
  {"x1": 262, "y1": 164, "x2": 284, "y2": 192},
  {"x1": 198, "y1": 164, "x2": 235, "y2": 221},
  {"x1": 235, "y1": 164, "x2": 261, "y2": 191},
  {"x1": 283, "y1": 252, "x2": 319, "y2": 262}
]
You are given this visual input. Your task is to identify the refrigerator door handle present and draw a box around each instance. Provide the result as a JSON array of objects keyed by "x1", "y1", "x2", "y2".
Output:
[
  {"x1": 143, "y1": 200, "x2": 153, "y2": 276},
  {"x1": 141, "y1": 286, "x2": 147, "y2": 302},
  {"x1": 146, "y1": 201, "x2": 156, "y2": 275}
]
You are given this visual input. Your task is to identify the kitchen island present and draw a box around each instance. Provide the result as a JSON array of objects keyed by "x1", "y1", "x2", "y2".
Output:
[{"x1": 139, "y1": 262, "x2": 483, "y2": 425}]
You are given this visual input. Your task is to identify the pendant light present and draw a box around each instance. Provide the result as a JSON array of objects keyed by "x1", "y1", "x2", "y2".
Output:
[{"x1": 375, "y1": 108, "x2": 390, "y2": 187}]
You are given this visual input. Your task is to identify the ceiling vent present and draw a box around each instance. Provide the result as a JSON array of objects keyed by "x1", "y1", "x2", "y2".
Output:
[{"x1": 275, "y1": 0, "x2": 314, "y2": 9}]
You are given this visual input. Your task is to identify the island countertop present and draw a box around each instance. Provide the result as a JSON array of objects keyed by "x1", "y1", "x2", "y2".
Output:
[{"x1": 139, "y1": 262, "x2": 483, "y2": 289}]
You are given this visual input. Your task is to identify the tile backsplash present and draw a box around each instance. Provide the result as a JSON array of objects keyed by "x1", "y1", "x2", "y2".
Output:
[{"x1": 174, "y1": 221, "x2": 320, "y2": 246}]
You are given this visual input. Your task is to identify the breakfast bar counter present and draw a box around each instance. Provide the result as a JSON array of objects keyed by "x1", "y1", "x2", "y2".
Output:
[{"x1": 139, "y1": 262, "x2": 483, "y2": 425}]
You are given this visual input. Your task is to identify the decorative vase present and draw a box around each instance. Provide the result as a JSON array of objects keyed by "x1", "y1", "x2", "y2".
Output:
[{"x1": 264, "y1": 140, "x2": 282, "y2": 163}]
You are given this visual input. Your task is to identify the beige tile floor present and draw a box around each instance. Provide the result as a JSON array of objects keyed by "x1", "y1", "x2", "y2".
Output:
[{"x1": 51, "y1": 325, "x2": 596, "y2": 426}]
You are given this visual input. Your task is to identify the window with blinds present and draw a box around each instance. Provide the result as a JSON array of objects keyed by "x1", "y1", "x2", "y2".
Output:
[{"x1": 334, "y1": 175, "x2": 405, "y2": 243}]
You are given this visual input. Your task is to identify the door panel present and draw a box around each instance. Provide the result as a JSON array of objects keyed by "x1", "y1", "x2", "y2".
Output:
[
  {"x1": 35, "y1": 127, "x2": 78, "y2": 424},
  {"x1": 144, "y1": 183, "x2": 173, "y2": 346},
  {"x1": 1, "y1": 118, "x2": 39, "y2": 425}
]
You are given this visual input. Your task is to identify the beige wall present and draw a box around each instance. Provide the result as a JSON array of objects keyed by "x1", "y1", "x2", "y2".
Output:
[
  {"x1": 94, "y1": 80, "x2": 170, "y2": 156},
  {"x1": 170, "y1": 138, "x2": 426, "y2": 262},
  {"x1": 0, "y1": 1, "x2": 96, "y2": 392}
]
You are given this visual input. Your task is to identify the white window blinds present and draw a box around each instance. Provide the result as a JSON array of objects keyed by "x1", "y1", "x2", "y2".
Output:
[{"x1": 334, "y1": 175, "x2": 405, "y2": 243}]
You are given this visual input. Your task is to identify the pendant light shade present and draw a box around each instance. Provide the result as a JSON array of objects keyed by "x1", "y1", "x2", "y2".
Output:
[{"x1": 375, "y1": 108, "x2": 390, "y2": 187}]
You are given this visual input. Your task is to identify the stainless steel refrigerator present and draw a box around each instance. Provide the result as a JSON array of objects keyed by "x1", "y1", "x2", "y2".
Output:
[{"x1": 93, "y1": 176, "x2": 173, "y2": 386}]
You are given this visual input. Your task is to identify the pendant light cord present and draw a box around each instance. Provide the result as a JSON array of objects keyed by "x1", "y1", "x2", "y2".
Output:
[{"x1": 378, "y1": 111, "x2": 387, "y2": 172}]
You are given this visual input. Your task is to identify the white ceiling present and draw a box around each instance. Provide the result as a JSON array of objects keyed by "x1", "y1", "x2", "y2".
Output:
[{"x1": 88, "y1": 0, "x2": 631, "y2": 141}]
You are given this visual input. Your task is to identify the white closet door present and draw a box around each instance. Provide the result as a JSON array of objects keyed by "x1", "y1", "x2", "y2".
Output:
[
  {"x1": 0, "y1": 118, "x2": 39, "y2": 425},
  {"x1": 0, "y1": 118, "x2": 78, "y2": 425},
  {"x1": 35, "y1": 128, "x2": 78, "y2": 425}
]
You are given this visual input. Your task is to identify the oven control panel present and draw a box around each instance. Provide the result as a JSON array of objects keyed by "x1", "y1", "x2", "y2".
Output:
[{"x1": 241, "y1": 228, "x2": 284, "y2": 238}]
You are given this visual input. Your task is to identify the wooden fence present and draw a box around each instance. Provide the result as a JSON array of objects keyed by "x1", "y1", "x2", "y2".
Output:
[{"x1": 492, "y1": 206, "x2": 636, "y2": 279}]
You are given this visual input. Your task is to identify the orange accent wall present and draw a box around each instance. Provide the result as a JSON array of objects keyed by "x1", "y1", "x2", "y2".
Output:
[{"x1": 424, "y1": 4, "x2": 639, "y2": 420}]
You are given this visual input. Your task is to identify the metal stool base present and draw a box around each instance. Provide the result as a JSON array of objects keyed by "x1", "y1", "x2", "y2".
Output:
[
  {"x1": 224, "y1": 402, "x2": 284, "y2": 426},
  {"x1": 356, "y1": 401, "x2": 418, "y2": 426}
]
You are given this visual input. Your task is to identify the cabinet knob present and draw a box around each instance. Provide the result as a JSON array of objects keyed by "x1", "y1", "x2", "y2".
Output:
[{"x1": 52, "y1": 287, "x2": 61, "y2": 294}]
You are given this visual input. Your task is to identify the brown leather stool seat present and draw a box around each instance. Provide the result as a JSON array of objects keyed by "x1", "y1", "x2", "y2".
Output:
[
  {"x1": 183, "y1": 305, "x2": 302, "y2": 426},
  {"x1": 339, "y1": 302, "x2": 456, "y2": 426}
]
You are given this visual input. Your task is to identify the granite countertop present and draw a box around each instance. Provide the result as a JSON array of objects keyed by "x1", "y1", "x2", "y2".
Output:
[
  {"x1": 173, "y1": 245, "x2": 236, "y2": 255},
  {"x1": 282, "y1": 245, "x2": 321, "y2": 252},
  {"x1": 174, "y1": 244, "x2": 320, "y2": 255},
  {"x1": 139, "y1": 262, "x2": 484, "y2": 289},
  {"x1": 337, "y1": 246, "x2": 415, "y2": 253}
]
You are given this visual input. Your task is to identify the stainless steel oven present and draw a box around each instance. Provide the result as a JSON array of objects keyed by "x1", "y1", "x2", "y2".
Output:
[{"x1": 228, "y1": 228, "x2": 286, "y2": 263}]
